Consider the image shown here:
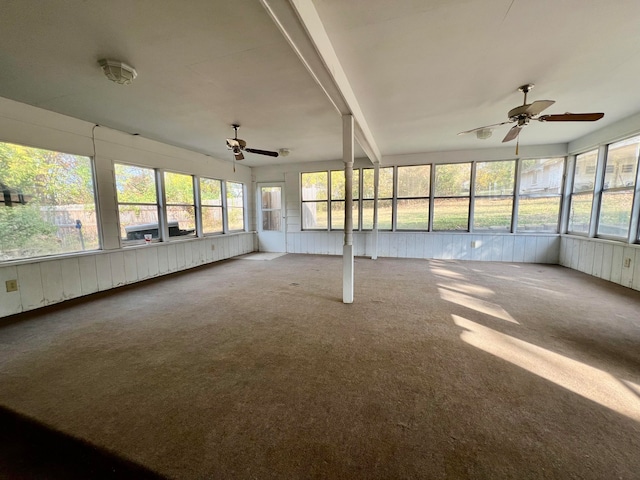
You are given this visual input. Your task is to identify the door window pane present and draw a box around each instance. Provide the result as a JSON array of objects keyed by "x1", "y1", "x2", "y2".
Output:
[{"x1": 261, "y1": 187, "x2": 282, "y2": 232}]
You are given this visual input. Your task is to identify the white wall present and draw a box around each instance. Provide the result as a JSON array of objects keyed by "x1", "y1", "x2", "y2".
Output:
[
  {"x1": 0, "y1": 97, "x2": 255, "y2": 319},
  {"x1": 560, "y1": 236, "x2": 640, "y2": 291}
]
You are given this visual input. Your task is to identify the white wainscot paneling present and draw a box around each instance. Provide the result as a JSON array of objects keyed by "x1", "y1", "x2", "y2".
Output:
[
  {"x1": 40, "y1": 260, "x2": 64, "y2": 305},
  {"x1": 147, "y1": 247, "x2": 160, "y2": 277},
  {"x1": 109, "y1": 251, "x2": 126, "y2": 286},
  {"x1": 17, "y1": 263, "x2": 44, "y2": 311},
  {"x1": 95, "y1": 254, "x2": 113, "y2": 291},
  {"x1": 123, "y1": 250, "x2": 139, "y2": 283},
  {"x1": 136, "y1": 248, "x2": 149, "y2": 280},
  {"x1": 611, "y1": 245, "x2": 624, "y2": 284},
  {"x1": 0, "y1": 265, "x2": 22, "y2": 317},
  {"x1": 60, "y1": 258, "x2": 82, "y2": 300},
  {"x1": 78, "y1": 256, "x2": 99, "y2": 295}
]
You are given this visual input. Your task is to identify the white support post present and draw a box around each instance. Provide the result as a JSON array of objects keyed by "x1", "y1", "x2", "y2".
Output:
[
  {"x1": 371, "y1": 162, "x2": 380, "y2": 259},
  {"x1": 343, "y1": 114, "x2": 354, "y2": 304}
]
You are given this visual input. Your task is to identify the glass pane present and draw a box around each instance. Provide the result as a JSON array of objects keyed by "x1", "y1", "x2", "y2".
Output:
[
  {"x1": 202, "y1": 206, "x2": 223, "y2": 234},
  {"x1": 433, "y1": 197, "x2": 469, "y2": 231},
  {"x1": 226, "y1": 182, "x2": 244, "y2": 207},
  {"x1": 573, "y1": 150, "x2": 598, "y2": 193},
  {"x1": 200, "y1": 178, "x2": 222, "y2": 206},
  {"x1": 362, "y1": 199, "x2": 392, "y2": 229},
  {"x1": 396, "y1": 198, "x2": 429, "y2": 230},
  {"x1": 519, "y1": 158, "x2": 565, "y2": 194},
  {"x1": 261, "y1": 187, "x2": 281, "y2": 209},
  {"x1": 517, "y1": 197, "x2": 560, "y2": 232},
  {"x1": 302, "y1": 201, "x2": 328, "y2": 229},
  {"x1": 228, "y1": 207, "x2": 244, "y2": 231},
  {"x1": 331, "y1": 200, "x2": 359, "y2": 230},
  {"x1": 475, "y1": 161, "x2": 515, "y2": 195},
  {"x1": 434, "y1": 163, "x2": 471, "y2": 197},
  {"x1": 603, "y1": 136, "x2": 639, "y2": 189},
  {"x1": 0, "y1": 142, "x2": 99, "y2": 260},
  {"x1": 166, "y1": 205, "x2": 196, "y2": 237},
  {"x1": 118, "y1": 205, "x2": 159, "y2": 240},
  {"x1": 473, "y1": 197, "x2": 513, "y2": 231},
  {"x1": 330, "y1": 169, "x2": 359, "y2": 200},
  {"x1": 597, "y1": 190, "x2": 633, "y2": 237},
  {"x1": 262, "y1": 210, "x2": 282, "y2": 231},
  {"x1": 302, "y1": 172, "x2": 328, "y2": 200},
  {"x1": 397, "y1": 165, "x2": 430, "y2": 198},
  {"x1": 363, "y1": 167, "x2": 393, "y2": 199},
  {"x1": 115, "y1": 164, "x2": 157, "y2": 204},
  {"x1": 568, "y1": 193, "x2": 593, "y2": 233},
  {"x1": 164, "y1": 171, "x2": 194, "y2": 205}
]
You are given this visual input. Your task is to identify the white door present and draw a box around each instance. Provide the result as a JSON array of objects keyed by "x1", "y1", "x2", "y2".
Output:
[{"x1": 257, "y1": 183, "x2": 286, "y2": 252}]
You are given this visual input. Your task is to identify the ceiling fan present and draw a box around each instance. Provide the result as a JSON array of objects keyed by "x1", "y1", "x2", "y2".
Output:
[
  {"x1": 458, "y1": 84, "x2": 604, "y2": 151},
  {"x1": 226, "y1": 124, "x2": 279, "y2": 161}
]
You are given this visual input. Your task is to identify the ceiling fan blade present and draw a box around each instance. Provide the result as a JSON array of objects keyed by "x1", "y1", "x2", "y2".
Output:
[
  {"x1": 524, "y1": 100, "x2": 555, "y2": 116},
  {"x1": 233, "y1": 149, "x2": 244, "y2": 160},
  {"x1": 457, "y1": 121, "x2": 512, "y2": 136},
  {"x1": 502, "y1": 125, "x2": 522, "y2": 143},
  {"x1": 538, "y1": 112, "x2": 604, "y2": 122},
  {"x1": 245, "y1": 147, "x2": 279, "y2": 157}
]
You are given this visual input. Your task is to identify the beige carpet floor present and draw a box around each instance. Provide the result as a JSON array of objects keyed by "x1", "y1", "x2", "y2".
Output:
[{"x1": 0, "y1": 254, "x2": 639, "y2": 479}]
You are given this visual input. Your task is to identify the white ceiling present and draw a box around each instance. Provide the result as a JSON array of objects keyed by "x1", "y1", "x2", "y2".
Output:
[{"x1": 1, "y1": 0, "x2": 640, "y2": 166}]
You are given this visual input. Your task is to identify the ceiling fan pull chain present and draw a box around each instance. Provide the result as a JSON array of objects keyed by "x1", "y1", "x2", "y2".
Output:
[{"x1": 515, "y1": 138, "x2": 519, "y2": 155}]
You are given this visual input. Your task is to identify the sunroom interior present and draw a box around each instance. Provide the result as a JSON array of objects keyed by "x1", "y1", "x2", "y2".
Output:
[{"x1": 1, "y1": 0, "x2": 640, "y2": 477}]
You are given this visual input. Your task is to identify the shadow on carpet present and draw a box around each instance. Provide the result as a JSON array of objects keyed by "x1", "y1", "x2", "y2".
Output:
[{"x1": 0, "y1": 405, "x2": 165, "y2": 479}]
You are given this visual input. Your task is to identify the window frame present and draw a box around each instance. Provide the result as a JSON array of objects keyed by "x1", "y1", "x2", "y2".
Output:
[
  {"x1": 472, "y1": 159, "x2": 516, "y2": 233},
  {"x1": 199, "y1": 176, "x2": 225, "y2": 236},
  {"x1": 567, "y1": 149, "x2": 599, "y2": 236},
  {"x1": 163, "y1": 170, "x2": 197, "y2": 240},
  {"x1": 432, "y1": 162, "x2": 472, "y2": 232},
  {"x1": 225, "y1": 181, "x2": 246, "y2": 232},
  {"x1": 114, "y1": 162, "x2": 161, "y2": 245},
  {"x1": 395, "y1": 164, "x2": 431, "y2": 231},
  {"x1": 516, "y1": 157, "x2": 566, "y2": 233}
]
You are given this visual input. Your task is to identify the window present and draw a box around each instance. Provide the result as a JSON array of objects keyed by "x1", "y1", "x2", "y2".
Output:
[
  {"x1": 330, "y1": 169, "x2": 359, "y2": 230},
  {"x1": 0, "y1": 141, "x2": 99, "y2": 261},
  {"x1": 226, "y1": 181, "x2": 245, "y2": 231},
  {"x1": 433, "y1": 163, "x2": 471, "y2": 231},
  {"x1": 568, "y1": 149, "x2": 598, "y2": 234},
  {"x1": 517, "y1": 158, "x2": 564, "y2": 232},
  {"x1": 115, "y1": 163, "x2": 159, "y2": 242},
  {"x1": 362, "y1": 167, "x2": 393, "y2": 229},
  {"x1": 301, "y1": 172, "x2": 328, "y2": 229},
  {"x1": 396, "y1": 165, "x2": 430, "y2": 230},
  {"x1": 597, "y1": 135, "x2": 639, "y2": 238},
  {"x1": 473, "y1": 160, "x2": 515, "y2": 231},
  {"x1": 200, "y1": 177, "x2": 223, "y2": 234},
  {"x1": 164, "y1": 171, "x2": 196, "y2": 238}
]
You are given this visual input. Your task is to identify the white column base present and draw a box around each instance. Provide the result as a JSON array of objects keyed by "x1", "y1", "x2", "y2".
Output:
[{"x1": 343, "y1": 244, "x2": 354, "y2": 303}]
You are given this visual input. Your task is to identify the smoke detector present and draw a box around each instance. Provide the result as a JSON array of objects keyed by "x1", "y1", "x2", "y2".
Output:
[{"x1": 98, "y1": 59, "x2": 138, "y2": 85}]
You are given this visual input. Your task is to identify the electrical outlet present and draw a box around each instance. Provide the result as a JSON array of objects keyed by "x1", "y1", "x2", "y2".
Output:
[
  {"x1": 471, "y1": 241, "x2": 478, "y2": 248},
  {"x1": 5, "y1": 279, "x2": 18, "y2": 292},
  {"x1": 211, "y1": 244, "x2": 216, "y2": 251},
  {"x1": 624, "y1": 257, "x2": 632, "y2": 268}
]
